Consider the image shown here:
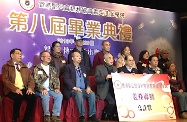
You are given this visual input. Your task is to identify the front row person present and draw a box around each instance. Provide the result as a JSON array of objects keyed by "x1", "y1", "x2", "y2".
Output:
[
  {"x1": 165, "y1": 62, "x2": 187, "y2": 119},
  {"x1": 95, "y1": 53, "x2": 118, "y2": 121},
  {"x1": 33, "y1": 50, "x2": 63, "y2": 122},
  {"x1": 63, "y1": 51, "x2": 99, "y2": 122},
  {"x1": 143, "y1": 54, "x2": 163, "y2": 74},
  {"x1": 118, "y1": 54, "x2": 138, "y2": 74},
  {"x1": 2, "y1": 48, "x2": 36, "y2": 122}
]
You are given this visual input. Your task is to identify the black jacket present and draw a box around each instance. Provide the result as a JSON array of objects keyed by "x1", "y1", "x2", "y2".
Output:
[{"x1": 68, "y1": 47, "x2": 92, "y2": 73}]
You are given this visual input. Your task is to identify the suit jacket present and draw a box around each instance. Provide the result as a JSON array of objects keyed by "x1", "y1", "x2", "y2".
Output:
[
  {"x1": 118, "y1": 65, "x2": 138, "y2": 74},
  {"x1": 2, "y1": 60, "x2": 35, "y2": 95},
  {"x1": 94, "y1": 64, "x2": 117, "y2": 100},
  {"x1": 136, "y1": 61, "x2": 147, "y2": 74},
  {"x1": 143, "y1": 66, "x2": 163, "y2": 74},
  {"x1": 68, "y1": 47, "x2": 92, "y2": 73},
  {"x1": 63, "y1": 63, "x2": 90, "y2": 99}
]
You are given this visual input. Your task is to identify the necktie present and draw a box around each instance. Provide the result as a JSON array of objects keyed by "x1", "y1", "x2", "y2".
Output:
[
  {"x1": 77, "y1": 67, "x2": 81, "y2": 77},
  {"x1": 15, "y1": 63, "x2": 20, "y2": 72}
]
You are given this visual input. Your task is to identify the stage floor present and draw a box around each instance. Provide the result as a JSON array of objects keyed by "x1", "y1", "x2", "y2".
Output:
[{"x1": 100, "y1": 119, "x2": 186, "y2": 122}]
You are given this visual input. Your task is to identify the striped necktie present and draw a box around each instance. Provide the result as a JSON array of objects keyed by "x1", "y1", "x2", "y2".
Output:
[
  {"x1": 77, "y1": 67, "x2": 81, "y2": 77},
  {"x1": 15, "y1": 63, "x2": 20, "y2": 72}
]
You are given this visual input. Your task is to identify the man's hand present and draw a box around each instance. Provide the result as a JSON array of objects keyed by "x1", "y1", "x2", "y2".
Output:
[
  {"x1": 73, "y1": 87, "x2": 82, "y2": 92},
  {"x1": 54, "y1": 89, "x2": 61, "y2": 93},
  {"x1": 42, "y1": 89, "x2": 48, "y2": 95},
  {"x1": 86, "y1": 87, "x2": 92, "y2": 94},
  {"x1": 119, "y1": 71, "x2": 124, "y2": 74},
  {"x1": 26, "y1": 88, "x2": 35, "y2": 95},
  {"x1": 106, "y1": 74, "x2": 112, "y2": 80},
  {"x1": 16, "y1": 89, "x2": 23, "y2": 95},
  {"x1": 179, "y1": 89, "x2": 184, "y2": 93},
  {"x1": 143, "y1": 73, "x2": 147, "y2": 76}
]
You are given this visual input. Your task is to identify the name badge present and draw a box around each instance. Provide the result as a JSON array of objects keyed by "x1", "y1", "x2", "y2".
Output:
[
  {"x1": 38, "y1": 71, "x2": 43, "y2": 74},
  {"x1": 62, "y1": 60, "x2": 66, "y2": 63}
]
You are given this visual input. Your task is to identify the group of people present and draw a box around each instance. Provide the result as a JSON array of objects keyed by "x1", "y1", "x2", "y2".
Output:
[
  {"x1": 117, "y1": 47, "x2": 187, "y2": 119},
  {"x1": 1, "y1": 36, "x2": 187, "y2": 122}
]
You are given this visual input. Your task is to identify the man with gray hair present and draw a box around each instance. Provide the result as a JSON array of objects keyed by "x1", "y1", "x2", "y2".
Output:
[
  {"x1": 158, "y1": 49, "x2": 170, "y2": 73},
  {"x1": 33, "y1": 50, "x2": 63, "y2": 122},
  {"x1": 95, "y1": 53, "x2": 118, "y2": 121},
  {"x1": 93, "y1": 40, "x2": 115, "y2": 70}
]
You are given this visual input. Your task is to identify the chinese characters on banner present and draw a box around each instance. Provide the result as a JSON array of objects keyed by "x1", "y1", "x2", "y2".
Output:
[
  {"x1": 0, "y1": 0, "x2": 181, "y2": 75},
  {"x1": 111, "y1": 73, "x2": 176, "y2": 121},
  {"x1": 8, "y1": 11, "x2": 133, "y2": 42}
]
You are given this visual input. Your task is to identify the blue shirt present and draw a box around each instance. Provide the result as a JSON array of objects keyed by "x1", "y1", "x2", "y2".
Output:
[{"x1": 75, "y1": 67, "x2": 85, "y2": 89}]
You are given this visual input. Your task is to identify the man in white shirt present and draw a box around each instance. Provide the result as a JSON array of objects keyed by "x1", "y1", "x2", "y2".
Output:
[{"x1": 33, "y1": 50, "x2": 63, "y2": 122}]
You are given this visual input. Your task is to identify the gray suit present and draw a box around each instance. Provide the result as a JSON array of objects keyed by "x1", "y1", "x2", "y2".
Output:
[{"x1": 94, "y1": 64, "x2": 117, "y2": 100}]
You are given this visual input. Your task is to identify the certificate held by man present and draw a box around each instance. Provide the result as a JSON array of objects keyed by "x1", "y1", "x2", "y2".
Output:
[{"x1": 111, "y1": 73, "x2": 176, "y2": 121}]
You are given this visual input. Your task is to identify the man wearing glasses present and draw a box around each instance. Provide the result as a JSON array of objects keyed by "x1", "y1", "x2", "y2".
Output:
[
  {"x1": 2, "y1": 48, "x2": 36, "y2": 122},
  {"x1": 32, "y1": 50, "x2": 63, "y2": 122}
]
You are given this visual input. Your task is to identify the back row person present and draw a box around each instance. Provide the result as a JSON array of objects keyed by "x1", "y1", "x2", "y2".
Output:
[
  {"x1": 50, "y1": 41, "x2": 67, "y2": 78},
  {"x1": 158, "y1": 49, "x2": 170, "y2": 73},
  {"x1": 68, "y1": 36, "x2": 92, "y2": 75},
  {"x1": 93, "y1": 40, "x2": 116, "y2": 70},
  {"x1": 50, "y1": 36, "x2": 92, "y2": 79},
  {"x1": 116, "y1": 45, "x2": 137, "y2": 69},
  {"x1": 136, "y1": 50, "x2": 149, "y2": 74}
]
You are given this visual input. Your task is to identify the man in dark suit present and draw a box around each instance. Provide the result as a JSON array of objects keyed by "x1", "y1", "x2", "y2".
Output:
[
  {"x1": 68, "y1": 36, "x2": 92, "y2": 75},
  {"x1": 94, "y1": 53, "x2": 118, "y2": 120},
  {"x1": 118, "y1": 54, "x2": 138, "y2": 74},
  {"x1": 63, "y1": 51, "x2": 99, "y2": 122}
]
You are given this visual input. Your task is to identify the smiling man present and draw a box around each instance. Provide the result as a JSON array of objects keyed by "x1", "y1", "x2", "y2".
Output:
[{"x1": 118, "y1": 54, "x2": 138, "y2": 74}]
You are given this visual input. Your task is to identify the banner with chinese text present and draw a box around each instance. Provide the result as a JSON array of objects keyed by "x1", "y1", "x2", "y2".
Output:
[
  {"x1": 111, "y1": 73, "x2": 176, "y2": 121},
  {"x1": 0, "y1": 0, "x2": 182, "y2": 74}
]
